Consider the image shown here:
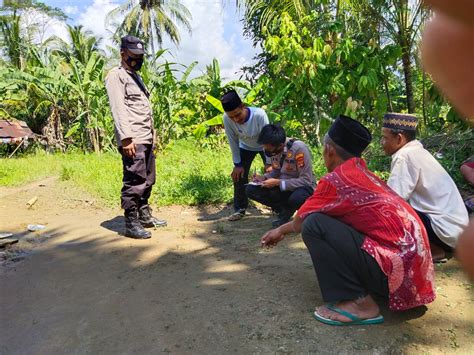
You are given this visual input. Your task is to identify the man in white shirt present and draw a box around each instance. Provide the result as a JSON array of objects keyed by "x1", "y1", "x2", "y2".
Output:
[
  {"x1": 381, "y1": 113, "x2": 469, "y2": 262},
  {"x1": 221, "y1": 90, "x2": 270, "y2": 221}
]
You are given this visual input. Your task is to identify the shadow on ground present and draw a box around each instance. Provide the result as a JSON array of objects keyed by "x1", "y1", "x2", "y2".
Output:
[
  {"x1": 1, "y1": 203, "x2": 473, "y2": 354},
  {"x1": 100, "y1": 216, "x2": 124, "y2": 234}
]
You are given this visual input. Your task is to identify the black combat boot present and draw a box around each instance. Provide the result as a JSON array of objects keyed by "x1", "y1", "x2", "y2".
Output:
[
  {"x1": 271, "y1": 209, "x2": 293, "y2": 228},
  {"x1": 138, "y1": 204, "x2": 167, "y2": 228},
  {"x1": 124, "y1": 208, "x2": 152, "y2": 239}
]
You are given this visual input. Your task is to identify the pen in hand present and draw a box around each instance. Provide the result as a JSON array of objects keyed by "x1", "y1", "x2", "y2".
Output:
[{"x1": 252, "y1": 167, "x2": 257, "y2": 182}]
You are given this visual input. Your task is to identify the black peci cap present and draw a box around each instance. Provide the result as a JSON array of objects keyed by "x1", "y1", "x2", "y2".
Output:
[
  {"x1": 221, "y1": 90, "x2": 243, "y2": 112},
  {"x1": 328, "y1": 115, "x2": 372, "y2": 157}
]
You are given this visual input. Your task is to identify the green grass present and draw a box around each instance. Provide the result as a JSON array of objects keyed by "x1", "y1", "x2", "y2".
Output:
[
  {"x1": 0, "y1": 151, "x2": 67, "y2": 187},
  {"x1": 0, "y1": 149, "x2": 124, "y2": 204},
  {"x1": 154, "y1": 140, "x2": 235, "y2": 206},
  {"x1": 0, "y1": 140, "x2": 248, "y2": 207},
  {"x1": 1, "y1": 136, "x2": 469, "y2": 207}
]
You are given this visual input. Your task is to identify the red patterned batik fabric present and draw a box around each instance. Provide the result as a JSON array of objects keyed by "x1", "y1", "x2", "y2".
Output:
[{"x1": 298, "y1": 158, "x2": 435, "y2": 311}]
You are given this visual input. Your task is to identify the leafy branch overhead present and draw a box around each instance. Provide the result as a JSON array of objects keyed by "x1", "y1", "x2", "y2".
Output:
[{"x1": 0, "y1": 0, "x2": 470, "y2": 155}]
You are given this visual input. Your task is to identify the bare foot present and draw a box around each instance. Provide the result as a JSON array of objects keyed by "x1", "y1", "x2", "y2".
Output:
[{"x1": 315, "y1": 295, "x2": 380, "y2": 323}]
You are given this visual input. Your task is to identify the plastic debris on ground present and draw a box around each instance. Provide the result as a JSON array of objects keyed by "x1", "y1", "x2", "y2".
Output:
[{"x1": 27, "y1": 224, "x2": 46, "y2": 232}]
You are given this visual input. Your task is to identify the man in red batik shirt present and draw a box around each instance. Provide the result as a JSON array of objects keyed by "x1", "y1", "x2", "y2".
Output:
[{"x1": 261, "y1": 115, "x2": 435, "y2": 326}]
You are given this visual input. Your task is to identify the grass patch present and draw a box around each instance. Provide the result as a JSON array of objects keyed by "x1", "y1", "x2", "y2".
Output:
[
  {"x1": 1, "y1": 135, "x2": 470, "y2": 207},
  {"x1": 0, "y1": 151, "x2": 66, "y2": 186},
  {"x1": 0, "y1": 150, "x2": 123, "y2": 204},
  {"x1": 154, "y1": 140, "x2": 235, "y2": 206},
  {"x1": 0, "y1": 140, "x2": 249, "y2": 207}
]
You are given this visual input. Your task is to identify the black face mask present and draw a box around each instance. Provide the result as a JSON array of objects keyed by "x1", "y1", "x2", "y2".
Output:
[{"x1": 126, "y1": 56, "x2": 144, "y2": 71}]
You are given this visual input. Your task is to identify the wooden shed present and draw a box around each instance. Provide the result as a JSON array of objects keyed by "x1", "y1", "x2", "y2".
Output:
[{"x1": 0, "y1": 120, "x2": 35, "y2": 144}]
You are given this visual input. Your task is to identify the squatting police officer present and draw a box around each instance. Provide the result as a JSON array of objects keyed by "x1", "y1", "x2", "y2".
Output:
[{"x1": 246, "y1": 124, "x2": 316, "y2": 227}]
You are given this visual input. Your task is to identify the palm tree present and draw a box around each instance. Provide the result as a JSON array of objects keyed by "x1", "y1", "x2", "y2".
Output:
[
  {"x1": 352, "y1": 0, "x2": 428, "y2": 113},
  {"x1": 52, "y1": 25, "x2": 103, "y2": 65},
  {"x1": 106, "y1": 0, "x2": 192, "y2": 53},
  {"x1": 0, "y1": 10, "x2": 27, "y2": 69}
]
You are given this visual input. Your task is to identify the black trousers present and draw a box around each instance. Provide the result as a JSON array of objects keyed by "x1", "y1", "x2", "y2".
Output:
[
  {"x1": 119, "y1": 144, "x2": 155, "y2": 211},
  {"x1": 245, "y1": 184, "x2": 313, "y2": 217},
  {"x1": 415, "y1": 210, "x2": 453, "y2": 252},
  {"x1": 233, "y1": 148, "x2": 266, "y2": 212},
  {"x1": 301, "y1": 213, "x2": 389, "y2": 302}
]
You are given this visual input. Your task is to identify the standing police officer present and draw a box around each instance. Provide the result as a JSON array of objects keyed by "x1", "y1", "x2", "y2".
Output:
[{"x1": 105, "y1": 35, "x2": 167, "y2": 239}]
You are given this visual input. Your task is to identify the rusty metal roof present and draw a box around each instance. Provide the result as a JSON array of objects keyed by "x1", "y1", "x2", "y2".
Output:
[{"x1": 0, "y1": 120, "x2": 35, "y2": 143}]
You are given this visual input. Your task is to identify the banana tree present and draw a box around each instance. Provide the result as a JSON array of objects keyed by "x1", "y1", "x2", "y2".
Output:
[
  {"x1": 65, "y1": 52, "x2": 110, "y2": 152},
  {"x1": 0, "y1": 53, "x2": 73, "y2": 149},
  {"x1": 144, "y1": 51, "x2": 201, "y2": 150}
]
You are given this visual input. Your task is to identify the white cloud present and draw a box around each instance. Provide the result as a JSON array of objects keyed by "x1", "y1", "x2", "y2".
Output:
[
  {"x1": 23, "y1": 1, "x2": 118, "y2": 50},
  {"x1": 21, "y1": 8, "x2": 69, "y2": 44},
  {"x1": 76, "y1": 0, "x2": 119, "y2": 48},
  {"x1": 43, "y1": 17, "x2": 69, "y2": 43},
  {"x1": 40, "y1": 0, "x2": 259, "y2": 81},
  {"x1": 162, "y1": 0, "x2": 259, "y2": 81},
  {"x1": 64, "y1": 6, "x2": 79, "y2": 16}
]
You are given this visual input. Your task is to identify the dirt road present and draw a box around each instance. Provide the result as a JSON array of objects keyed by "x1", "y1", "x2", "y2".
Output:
[{"x1": 1, "y1": 178, "x2": 473, "y2": 354}]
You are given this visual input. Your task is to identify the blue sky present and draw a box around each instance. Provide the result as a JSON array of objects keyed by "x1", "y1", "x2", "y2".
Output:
[{"x1": 41, "y1": 0, "x2": 259, "y2": 79}]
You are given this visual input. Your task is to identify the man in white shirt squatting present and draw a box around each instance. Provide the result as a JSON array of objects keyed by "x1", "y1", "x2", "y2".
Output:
[{"x1": 381, "y1": 112, "x2": 469, "y2": 262}]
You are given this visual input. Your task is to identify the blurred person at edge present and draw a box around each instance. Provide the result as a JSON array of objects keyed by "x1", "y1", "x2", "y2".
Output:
[{"x1": 422, "y1": 0, "x2": 474, "y2": 280}]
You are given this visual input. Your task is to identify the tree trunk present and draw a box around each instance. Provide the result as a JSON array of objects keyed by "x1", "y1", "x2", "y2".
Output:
[
  {"x1": 42, "y1": 106, "x2": 64, "y2": 151},
  {"x1": 315, "y1": 101, "x2": 322, "y2": 146},
  {"x1": 86, "y1": 113, "x2": 100, "y2": 153},
  {"x1": 383, "y1": 73, "x2": 393, "y2": 112},
  {"x1": 422, "y1": 69, "x2": 427, "y2": 127},
  {"x1": 396, "y1": 0, "x2": 416, "y2": 114},
  {"x1": 401, "y1": 46, "x2": 415, "y2": 113},
  {"x1": 376, "y1": 17, "x2": 393, "y2": 113},
  {"x1": 332, "y1": 0, "x2": 341, "y2": 47}
]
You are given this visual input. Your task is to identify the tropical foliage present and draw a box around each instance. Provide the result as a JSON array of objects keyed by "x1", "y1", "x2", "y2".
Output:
[{"x1": 0, "y1": 0, "x2": 470, "y2": 156}]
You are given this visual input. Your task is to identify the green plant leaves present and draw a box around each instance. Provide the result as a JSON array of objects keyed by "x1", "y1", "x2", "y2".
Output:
[{"x1": 206, "y1": 95, "x2": 224, "y2": 113}]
